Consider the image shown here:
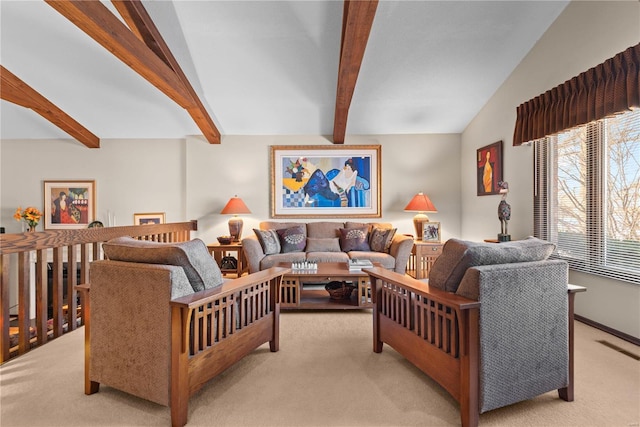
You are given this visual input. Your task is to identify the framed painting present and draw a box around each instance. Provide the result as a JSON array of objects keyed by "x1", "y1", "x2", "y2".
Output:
[
  {"x1": 477, "y1": 140, "x2": 503, "y2": 196},
  {"x1": 271, "y1": 145, "x2": 381, "y2": 218},
  {"x1": 134, "y1": 212, "x2": 166, "y2": 225},
  {"x1": 422, "y1": 222, "x2": 441, "y2": 242},
  {"x1": 43, "y1": 180, "x2": 96, "y2": 230}
]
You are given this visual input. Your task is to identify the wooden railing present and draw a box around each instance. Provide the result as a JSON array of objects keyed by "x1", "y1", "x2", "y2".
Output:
[{"x1": 0, "y1": 220, "x2": 198, "y2": 363}]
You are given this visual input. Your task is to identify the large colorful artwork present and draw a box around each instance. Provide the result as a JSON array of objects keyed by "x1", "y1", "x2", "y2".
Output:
[{"x1": 271, "y1": 145, "x2": 381, "y2": 218}]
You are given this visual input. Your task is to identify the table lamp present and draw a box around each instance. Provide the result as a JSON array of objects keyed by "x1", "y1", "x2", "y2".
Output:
[
  {"x1": 220, "y1": 195, "x2": 251, "y2": 242},
  {"x1": 404, "y1": 192, "x2": 437, "y2": 240}
]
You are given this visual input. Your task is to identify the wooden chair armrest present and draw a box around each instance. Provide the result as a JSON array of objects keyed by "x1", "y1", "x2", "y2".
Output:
[
  {"x1": 365, "y1": 266, "x2": 480, "y2": 311},
  {"x1": 170, "y1": 267, "x2": 289, "y2": 309}
]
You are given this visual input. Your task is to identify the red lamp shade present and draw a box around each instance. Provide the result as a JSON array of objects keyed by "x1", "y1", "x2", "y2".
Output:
[
  {"x1": 404, "y1": 192, "x2": 437, "y2": 240},
  {"x1": 220, "y1": 196, "x2": 251, "y2": 242}
]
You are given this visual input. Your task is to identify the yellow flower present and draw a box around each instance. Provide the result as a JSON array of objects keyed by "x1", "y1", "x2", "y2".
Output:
[{"x1": 14, "y1": 206, "x2": 43, "y2": 228}]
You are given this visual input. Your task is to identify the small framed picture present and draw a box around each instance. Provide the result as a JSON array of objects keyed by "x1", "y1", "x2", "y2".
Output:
[
  {"x1": 44, "y1": 180, "x2": 96, "y2": 230},
  {"x1": 477, "y1": 140, "x2": 503, "y2": 196},
  {"x1": 133, "y1": 212, "x2": 165, "y2": 225},
  {"x1": 422, "y1": 222, "x2": 441, "y2": 242}
]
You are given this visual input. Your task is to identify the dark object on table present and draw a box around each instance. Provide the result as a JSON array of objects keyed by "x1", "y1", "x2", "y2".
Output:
[
  {"x1": 217, "y1": 236, "x2": 233, "y2": 244},
  {"x1": 325, "y1": 281, "x2": 355, "y2": 300},
  {"x1": 220, "y1": 256, "x2": 238, "y2": 270}
]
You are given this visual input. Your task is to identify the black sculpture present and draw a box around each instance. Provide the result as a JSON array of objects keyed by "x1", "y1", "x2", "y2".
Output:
[{"x1": 497, "y1": 181, "x2": 511, "y2": 242}]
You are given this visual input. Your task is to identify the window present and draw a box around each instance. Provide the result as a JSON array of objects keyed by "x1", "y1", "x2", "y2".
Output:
[{"x1": 534, "y1": 109, "x2": 640, "y2": 284}]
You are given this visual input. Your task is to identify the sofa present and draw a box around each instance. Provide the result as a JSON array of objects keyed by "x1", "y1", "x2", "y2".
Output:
[
  {"x1": 80, "y1": 236, "x2": 288, "y2": 427},
  {"x1": 242, "y1": 221, "x2": 413, "y2": 274},
  {"x1": 365, "y1": 237, "x2": 585, "y2": 427}
]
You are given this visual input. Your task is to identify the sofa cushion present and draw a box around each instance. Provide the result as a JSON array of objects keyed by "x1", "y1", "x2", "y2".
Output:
[
  {"x1": 428, "y1": 237, "x2": 556, "y2": 292},
  {"x1": 277, "y1": 225, "x2": 307, "y2": 253},
  {"x1": 254, "y1": 229, "x2": 281, "y2": 255},
  {"x1": 339, "y1": 227, "x2": 371, "y2": 252},
  {"x1": 260, "y1": 252, "x2": 306, "y2": 270},
  {"x1": 306, "y1": 222, "x2": 343, "y2": 238},
  {"x1": 345, "y1": 222, "x2": 393, "y2": 232},
  {"x1": 102, "y1": 237, "x2": 223, "y2": 292},
  {"x1": 369, "y1": 227, "x2": 397, "y2": 253},
  {"x1": 306, "y1": 251, "x2": 350, "y2": 263},
  {"x1": 306, "y1": 237, "x2": 341, "y2": 252}
]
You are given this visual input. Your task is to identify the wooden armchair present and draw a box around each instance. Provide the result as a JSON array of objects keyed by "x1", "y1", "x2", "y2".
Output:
[
  {"x1": 366, "y1": 237, "x2": 585, "y2": 427},
  {"x1": 78, "y1": 237, "x2": 287, "y2": 427}
]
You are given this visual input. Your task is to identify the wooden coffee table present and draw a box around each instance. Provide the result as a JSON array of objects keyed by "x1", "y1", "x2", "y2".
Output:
[{"x1": 276, "y1": 262, "x2": 378, "y2": 309}]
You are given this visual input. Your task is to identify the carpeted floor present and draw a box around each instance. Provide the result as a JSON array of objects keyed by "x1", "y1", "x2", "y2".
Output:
[{"x1": 0, "y1": 310, "x2": 638, "y2": 426}]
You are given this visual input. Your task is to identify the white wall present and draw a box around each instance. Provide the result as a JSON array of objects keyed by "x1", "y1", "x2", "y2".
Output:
[
  {"x1": 461, "y1": 0, "x2": 640, "y2": 338},
  {"x1": 1, "y1": 134, "x2": 461, "y2": 241}
]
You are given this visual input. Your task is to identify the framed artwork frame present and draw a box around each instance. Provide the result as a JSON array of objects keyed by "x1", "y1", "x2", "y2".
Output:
[
  {"x1": 134, "y1": 212, "x2": 166, "y2": 225},
  {"x1": 43, "y1": 180, "x2": 96, "y2": 230},
  {"x1": 422, "y1": 221, "x2": 441, "y2": 242},
  {"x1": 270, "y1": 145, "x2": 381, "y2": 218},
  {"x1": 477, "y1": 140, "x2": 503, "y2": 196}
]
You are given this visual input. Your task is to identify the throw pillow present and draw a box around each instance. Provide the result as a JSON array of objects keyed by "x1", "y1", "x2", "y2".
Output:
[
  {"x1": 253, "y1": 229, "x2": 281, "y2": 255},
  {"x1": 369, "y1": 227, "x2": 396, "y2": 253},
  {"x1": 306, "y1": 237, "x2": 341, "y2": 252},
  {"x1": 339, "y1": 227, "x2": 371, "y2": 252},
  {"x1": 102, "y1": 237, "x2": 223, "y2": 292},
  {"x1": 428, "y1": 237, "x2": 556, "y2": 293},
  {"x1": 277, "y1": 225, "x2": 307, "y2": 253}
]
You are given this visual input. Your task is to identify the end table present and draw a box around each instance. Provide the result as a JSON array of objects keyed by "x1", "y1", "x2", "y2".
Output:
[
  {"x1": 207, "y1": 242, "x2": 246, "y2": 277},
  {"x1": 407, "y1": 241, "x2": 443, "y2": 279}
]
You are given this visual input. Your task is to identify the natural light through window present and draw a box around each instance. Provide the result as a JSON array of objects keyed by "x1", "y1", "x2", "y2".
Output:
[{"x1": 535, "y1": 109, "x2": 640, "y2": 283}]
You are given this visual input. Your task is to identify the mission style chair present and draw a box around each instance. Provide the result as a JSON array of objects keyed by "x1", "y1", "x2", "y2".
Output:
[
  {"x1": 366, "y1": 237, "x2": 585, "y2": 427},
  {"x1": 78, "y1": 237, "x2": 287, "y2": 427}
]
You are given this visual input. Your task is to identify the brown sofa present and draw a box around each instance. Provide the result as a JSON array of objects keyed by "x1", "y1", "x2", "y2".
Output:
[{"x1": 242, "y1": 221, "x2": 413, "y2": 274}]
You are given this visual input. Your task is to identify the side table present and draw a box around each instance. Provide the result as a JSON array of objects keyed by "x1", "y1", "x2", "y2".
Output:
[
  {"x1": 407, "y1": 241, "x2": 443, "y2": 279},
  {"x1": 207, "y1": 242, "x2": 246, "y2": 277}
]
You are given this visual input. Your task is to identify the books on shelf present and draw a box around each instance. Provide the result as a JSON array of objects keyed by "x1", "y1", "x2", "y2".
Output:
[{"x1": 348, "y1": 259, "x2": 374, "y2": 271}]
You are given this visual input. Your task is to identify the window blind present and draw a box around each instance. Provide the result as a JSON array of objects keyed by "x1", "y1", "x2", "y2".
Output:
[{"x1": 534, "y1": 109, "x2": 640, "y2": 284}]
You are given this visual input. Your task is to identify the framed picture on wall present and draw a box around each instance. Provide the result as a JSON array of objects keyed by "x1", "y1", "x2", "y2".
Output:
[
  {"x1": 476, "y1": 140, "x2": 503, "y2": 196},
  {"x1": 422, "y1": 222, "x2": 441, "y2": 242},
  {"x1": 270, "y1": 145, "x2": 381, "y2": 218},
  {"x1": 134, "y1": 212, "x2": 166, "y2": 225},
  {"x1": 43, "y1": 180, "x2": 96, "y2": 230}
]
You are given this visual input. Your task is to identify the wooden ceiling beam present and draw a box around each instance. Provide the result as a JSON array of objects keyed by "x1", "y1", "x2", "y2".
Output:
[
  {"x1": 45, "y1": 0, "x2": 223, "y2": 143},
  {"x1": 333, "y1": 0, "x2": 378, "y2": 144},
  {"x1": 111, "y1": 0, "x2": 220, "y2": 144},
  {"x1": 0, "y1": 66, "x2": 100, "y2": 148}
]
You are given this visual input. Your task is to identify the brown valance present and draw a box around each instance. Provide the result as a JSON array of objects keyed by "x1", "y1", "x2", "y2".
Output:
[{"x1": 513, "y1": 43, "x2": 640, "y2": 146}]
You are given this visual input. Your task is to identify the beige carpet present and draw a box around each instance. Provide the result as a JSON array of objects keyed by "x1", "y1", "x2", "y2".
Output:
[{"x1": 0, "y1": 310, "x2": 638, "y2": 427}]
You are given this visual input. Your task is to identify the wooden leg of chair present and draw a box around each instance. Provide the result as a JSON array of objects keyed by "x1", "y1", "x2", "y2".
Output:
[
  {"x1": 270, "y1": 278, "x2": 280, "y2": 352},
  {"x1": 171, "y1": 307, "x2": 189, "y2": 427},
  {"x1": 86, "y1": 380, "x2": 100, "y2": 395},
  {"x1": 559, "y1": 292, "x2": 577, "y2": 402},
  {"x1": 460, "y1": 309, "x2": 479, "y2": 427},
  {"x1": 371, "y1": 278, "x2": 384, "y2": 353}
]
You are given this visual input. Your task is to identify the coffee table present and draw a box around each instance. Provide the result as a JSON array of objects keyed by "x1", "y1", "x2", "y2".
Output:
[{"x1": 276, "y1": 262, "x2": 378, "y2": 309}]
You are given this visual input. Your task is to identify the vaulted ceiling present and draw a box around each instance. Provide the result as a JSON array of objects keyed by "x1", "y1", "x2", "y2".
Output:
[{"x1": 0, "y1": 0, "x2": 568, "y2": 147}]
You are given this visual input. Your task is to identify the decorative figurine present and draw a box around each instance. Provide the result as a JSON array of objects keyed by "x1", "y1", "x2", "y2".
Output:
[{"x1": 497, "y1": 181, "x2": 511, "y2": 242}]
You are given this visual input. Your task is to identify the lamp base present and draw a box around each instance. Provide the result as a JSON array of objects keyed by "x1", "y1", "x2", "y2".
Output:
[
  {"x1": 228, "y1": 217, "x2": 244, "y2": 242},
  {"x1": 413, "y1": 213, "x2": 430, "y2": 240}
]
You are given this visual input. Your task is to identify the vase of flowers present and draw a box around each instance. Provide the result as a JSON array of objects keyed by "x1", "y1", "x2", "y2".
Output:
[{"x1": 14, "y1": 206, "x2": 43, "y2": 232}]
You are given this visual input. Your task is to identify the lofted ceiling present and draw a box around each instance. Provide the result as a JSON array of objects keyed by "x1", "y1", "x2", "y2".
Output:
[{"x1": 0, "y1": 0, "x2": 568, "y2": 146}]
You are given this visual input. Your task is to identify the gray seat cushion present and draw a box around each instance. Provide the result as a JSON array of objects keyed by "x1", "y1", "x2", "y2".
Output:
[
  {"x1": 428, "y1": 237, "x2": 556, "y2": 292},
  {"x1": 102, "y1": 237, "x2": 223, "y2": 292}
]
